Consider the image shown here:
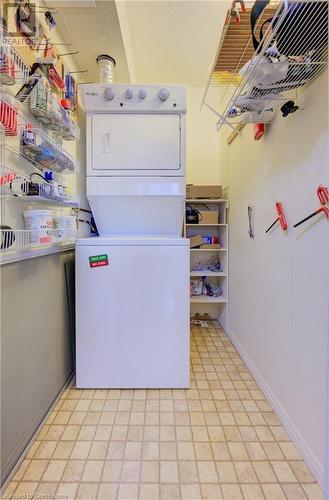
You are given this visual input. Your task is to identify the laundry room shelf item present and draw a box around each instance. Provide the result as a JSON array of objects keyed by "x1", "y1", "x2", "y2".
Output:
[
  {"x1": 0, "y1": 166, "x2": 79, "y2": 207},
  {"x1": 4, "y1": 128, "x2": 77, "y2": 175},
  {"x1": 16, "y1": 78, "x2": 79, "y2": 141},
  {"x1": 0, "y1": 44, "x2": 30, "y2": 86},
  {"x1": 1, "y1": 94, "x2": 79, "y2": 173},
  {"x1": 201, "y1": 0, "x2": 328, "y2": 132},
  {"x1": 185, "y1": 197, "x2": 229, "y2": 330},
  {"x1": 19, "y1": 126, "x2": 77, "y2": 173}
]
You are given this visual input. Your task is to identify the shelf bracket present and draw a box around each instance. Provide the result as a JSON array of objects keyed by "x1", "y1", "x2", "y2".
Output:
[{"x1": 203, "y1": 102, "x2": 236, "y2": 133}]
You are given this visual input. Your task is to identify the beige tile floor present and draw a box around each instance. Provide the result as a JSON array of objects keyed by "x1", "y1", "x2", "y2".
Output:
[{"x1": 2, "y1": 324, "x2": 324, "y2": 500}]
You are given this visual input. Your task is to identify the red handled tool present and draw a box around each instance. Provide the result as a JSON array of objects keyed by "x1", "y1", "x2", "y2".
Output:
[
  {"x1": 265, "y1": 202, "x2": 288, "y2": 233},
  {"x1": 254, "y1": 123, "x2": 265, "y2": 141},
  {"x1": 231, "y1": 0, "x2": 247, "y2": 19},
  {"x1": 293, "y1": 185, "x2": 329, "y2": 228},
  {"x1": 317, "y1": 185, "x2": 329, "y2": 205},
  {"x1": 231, "y1": 0, "x2": 246, "y2": 24}
]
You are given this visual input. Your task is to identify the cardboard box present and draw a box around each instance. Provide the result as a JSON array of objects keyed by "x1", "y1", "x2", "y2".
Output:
[
  {"x1": 201, "y1": 243, "x2": 221, "y2": 249},
  {"x1": 186, "y1": 185, "x2": 222, "y2": 199},
  {"x1": 189, "y1": 235, "x2": 203, "y2": 248},
  {"x1": 199, "y1": 210, "x2": 218, "y2": 224}
]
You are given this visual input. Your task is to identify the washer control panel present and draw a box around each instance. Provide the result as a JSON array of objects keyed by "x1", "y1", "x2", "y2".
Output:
[{"x1": 82, "y1": 84, "x2": 186, "y2": 113}]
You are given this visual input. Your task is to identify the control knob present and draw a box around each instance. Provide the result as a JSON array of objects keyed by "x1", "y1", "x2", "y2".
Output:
[
  {"x1": 104, "y1": 87, "x2": 115, "y2": 101},
  {"x1": 125, "y1": 89, "x2": 133, "y2": 99},
  {"x1": 158, "y1": 88, "x2": 169, "y2": 101},
  {"x1": 138, "y1": 89, "x2": 147, "y2": 100}
]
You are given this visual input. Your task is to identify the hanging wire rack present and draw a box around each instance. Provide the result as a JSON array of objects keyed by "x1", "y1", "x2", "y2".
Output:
[
  {"x1": 15, "y1": 77, "x2": 80, "y2": 141},
  {"x1": 0, "y1": 94, "x2": 79, "y2": 173},
  {"x1": 0, "y1": 44, "x2": 30, "y2": 86},
  {"x1": 19, "y1": 126, "x2": 77, "y2": 173},
  {"x1": 0, "y1": 228, "x2": 78, "y2": 254},
  {"x1": 0, "y1": 166, "x2": 30, "y2": 195},
  {"x1": 201, "y1": 0, "x2": 328, "y2": 131},
  {"x1": 0, "y1": 165, "x2": 80, "y2": 206}
]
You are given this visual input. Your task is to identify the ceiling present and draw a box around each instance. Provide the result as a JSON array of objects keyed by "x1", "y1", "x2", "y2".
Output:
[
  {"x1": 51, "y1": 0, "x2": 230, "y2": 86},
  {"x1": 46, "y1": 1, "x2": 130, "y2": 83}
]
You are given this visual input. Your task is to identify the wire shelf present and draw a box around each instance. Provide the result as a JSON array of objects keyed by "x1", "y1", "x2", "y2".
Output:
[
  {"x1": 0, "y1": 44, "x2": 30, "y2": 86},
  {"x1": 0, "y1": 165, "x2": 80, "y2": 206},
  {"x1": 16, "y1": 77, "x2": 79, "y2": 141},
  {"x1": 23, "y1": 188, "x2": 80, "y2": 207},
  {"x1": 0, "y1": 166, "x2": 30, "y2": 195},
  {"x1": 19, "y1": 126, "x2": 77, "y2": 173},
  {"x1": 0, "y1": 94, "x2": 19, "y2": 136},
  {"x1": 202, "y1": 0, "x2": 328, "y2": 131},
  {"x1": 0, "y1": 229, "x2": 77, "y2": 253},
  {"x1": 0, "y1": 94, "x2": 79, "y2": 173}
]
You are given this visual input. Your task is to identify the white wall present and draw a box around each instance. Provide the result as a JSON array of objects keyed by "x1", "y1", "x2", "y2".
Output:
[
  {"x1": 186, "y1": 87, "x2": 221, "y2": 185},
  {"x1": 220, "y1": 72, "x2": 329, "y2": 486}
]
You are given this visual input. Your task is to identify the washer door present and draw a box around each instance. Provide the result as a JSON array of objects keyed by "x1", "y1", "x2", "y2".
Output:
[{"x1": 90, "y1": 113, "x2": 182, "y2": 175}]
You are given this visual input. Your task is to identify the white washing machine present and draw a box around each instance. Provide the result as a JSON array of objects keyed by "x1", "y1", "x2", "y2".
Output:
[
  {"x1": 76, "y1": 236, "x2": 189, "y2": 388},
  {"x1": 76, "y1": 84, "x2": 189, "y2": 388}
]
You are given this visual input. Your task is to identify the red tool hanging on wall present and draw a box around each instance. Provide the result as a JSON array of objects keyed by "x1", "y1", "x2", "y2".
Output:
[
  {"x1": 231, "y1": 0, "x2": 247, "y2": 24},
  {"x1": 293, "y1": 186, "x2": 329, "y2": 228},
  {"x1": 265, "y1": 202, "x2": 288, "y2": 233},
  {"x1": 254, "y1": 123, "x2": 265, "y2": 140}
]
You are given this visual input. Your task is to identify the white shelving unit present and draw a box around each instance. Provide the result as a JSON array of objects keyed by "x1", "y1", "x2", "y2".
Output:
[
  {"x1": 190, "y1": 296, "x2": 227, "y2": 304},
  {"x1": 190, "y1": 271, "x2": 227, "y2": 277},
  {"x1": 185, "y1": 198, "x2": 229, "y2": 330},
  {"x1": 186, "y1": 223, "x2": 227, "y2": 227},
  {"x1": 191, "y1": 248, "x2": 227, "y2": 252}
]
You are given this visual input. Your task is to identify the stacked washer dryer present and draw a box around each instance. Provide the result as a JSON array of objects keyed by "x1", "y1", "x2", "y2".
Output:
[{"x1": 76, "y1": 84, "x2": 189, "y2": 388}]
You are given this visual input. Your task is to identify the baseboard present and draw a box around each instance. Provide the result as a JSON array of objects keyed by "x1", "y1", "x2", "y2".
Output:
[
  {"x1": 1, "y1": 369, "x2": 74, "y2": 491},
  {"x1": 226, "y1": 327, "x2": 325, "y2": 489}
]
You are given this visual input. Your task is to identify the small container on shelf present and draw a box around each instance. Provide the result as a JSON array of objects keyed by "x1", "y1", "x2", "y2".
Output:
[
  {"x1": 23, "y1": 209, "x2": 53, "y2": 244},
  {"x1": 198, "y1": 209, "x2": 219, "y2": 225},
  {"x1": 53, "y1": 215, "x2": 77, "y2": 242},
  {"x1": 190, "y1": 276, "x2": 224, "y2": 299}
]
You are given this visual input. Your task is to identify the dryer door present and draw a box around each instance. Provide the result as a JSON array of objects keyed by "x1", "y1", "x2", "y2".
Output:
[{"x1": 89, "y1": 113, "x2": 183, "y2": 176}]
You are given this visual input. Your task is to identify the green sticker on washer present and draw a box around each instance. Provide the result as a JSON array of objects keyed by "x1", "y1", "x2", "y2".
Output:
[{"x1": 89, "y1": 254, "x2": 109, "y2": 268}]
